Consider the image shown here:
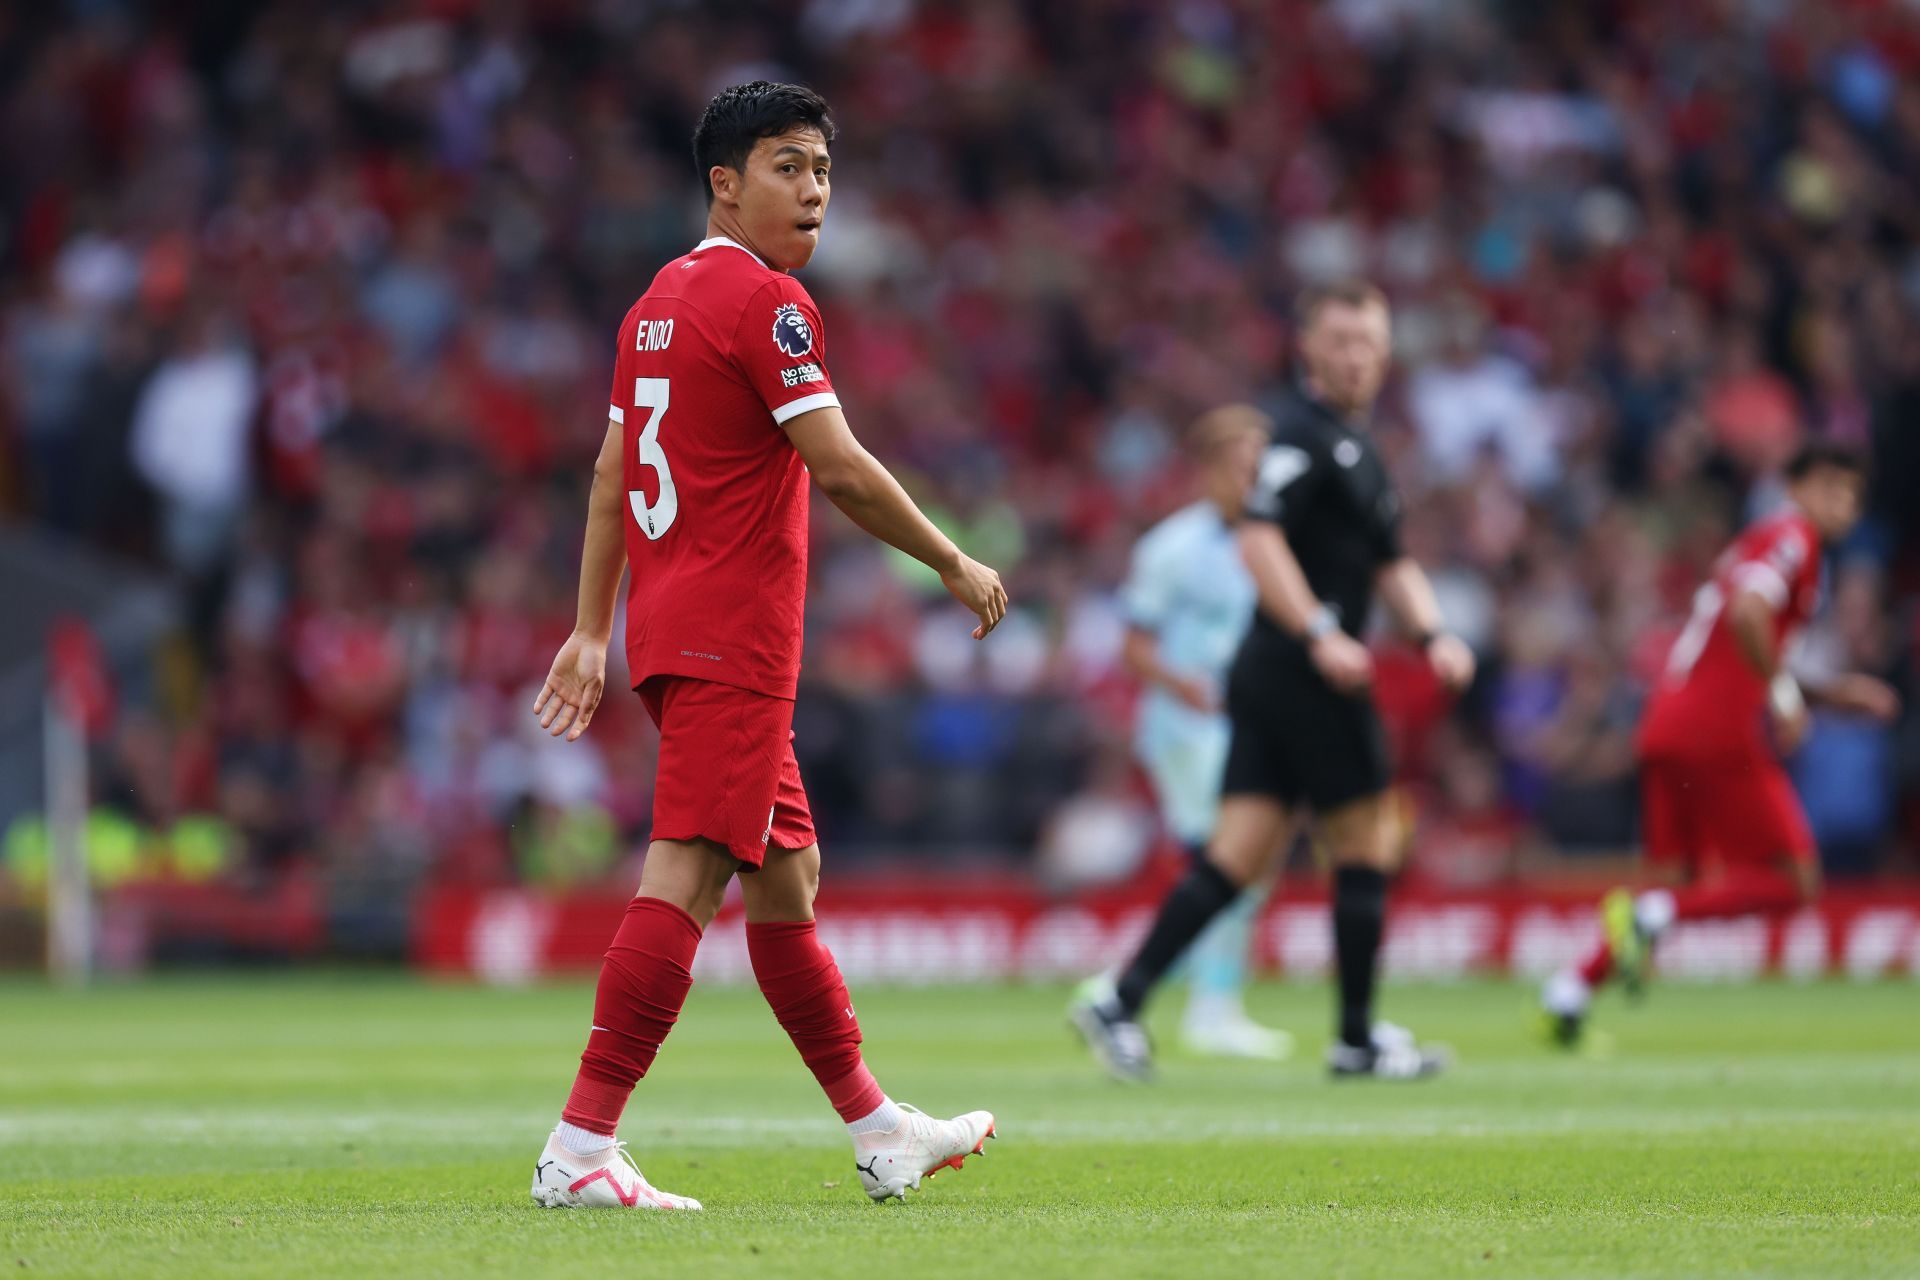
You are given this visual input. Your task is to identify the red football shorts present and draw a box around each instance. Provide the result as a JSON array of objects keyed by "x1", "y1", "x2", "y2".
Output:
[
  {"x1": 1639, "y1": 752, "x2": 1815, "y2": 872},
  {"x1": 637, "y1": 675, "x2": 817, "y2": 868}
]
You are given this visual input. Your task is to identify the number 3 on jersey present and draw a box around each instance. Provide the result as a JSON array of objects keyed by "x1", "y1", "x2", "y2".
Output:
[{"x1": 628, "y1": 377, "x2": 678, "y2": 540}]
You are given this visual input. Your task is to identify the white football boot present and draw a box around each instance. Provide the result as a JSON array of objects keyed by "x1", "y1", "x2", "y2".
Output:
[
  {"x1": 529, "y1": 1129, "x2": 702, "y2": 1210},
  {"x1": 852, "y1": 1104, "x2": 996, "y2": 1202},
  {"x1": 1180, "y1": 995, "x2": 1295, "y2": 1061}
]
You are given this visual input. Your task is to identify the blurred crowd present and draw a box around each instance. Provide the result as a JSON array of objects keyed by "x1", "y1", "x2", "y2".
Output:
[{"x1": 3, "y1": 0, "x2": 1919, "y2": 897}]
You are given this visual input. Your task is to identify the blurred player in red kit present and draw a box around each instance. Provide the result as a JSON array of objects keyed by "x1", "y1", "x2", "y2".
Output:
[
  {"x1": 525, "y1": 82, "x2": 1006, "y2": 1209},
  {"x1": 1542, "y1": 442, "x2": 1899, "y2": 1045}
]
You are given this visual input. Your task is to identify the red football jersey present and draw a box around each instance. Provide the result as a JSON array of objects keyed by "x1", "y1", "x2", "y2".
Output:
[
  {"x1": 609, "y1": 236, "x2": 840, "y2": 700},
  {"x1": 1640, "y1": 507, "x2": 1823, "y2": 761}
]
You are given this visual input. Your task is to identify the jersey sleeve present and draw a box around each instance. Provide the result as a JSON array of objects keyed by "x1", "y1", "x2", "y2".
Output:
[
  {"x1": 1120, "y1": 525, "x2": 1180, "y2": 630},
  {"x1": 1368, "y1": 484, "x2": 1405, "y2": 563},
  {"x1": 730, "y1": 278, "x2": 840, "y2": 425},
  {"x1": 1243, "y1": 427, "x2": 1322, "y2": 531},
  {"x1": 1729, "y1": 519, "x2": 1812, "y2": 611},
  {"x1": 607, "y1": 315, "x2": 630, "y2": 424}
]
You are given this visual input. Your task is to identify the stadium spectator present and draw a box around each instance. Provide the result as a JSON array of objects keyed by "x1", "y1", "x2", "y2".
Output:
[{"x1": 1, "y1": 0, "x2": 1916, "y2": 894}]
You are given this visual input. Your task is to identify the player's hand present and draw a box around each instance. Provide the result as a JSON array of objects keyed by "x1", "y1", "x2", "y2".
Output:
[
  {"x1": 1829, "y1": 673, "x2": 1901, "y2": 722},
  {"x1": 1310, "y1": 630, "x2": 1374, "y2": 693},
  {"x1": 534, "y1": 630, "x2": 608, "y2": 741},
  {"x1": 1769, "y1": 699, "x2": 1811, "y2": 755},
  {"x1": 940, "y1": 554, "x2": 1009, "y2": 639},
  {"x1": 1426, "y1": 633, "x2": 1476, "y2": 693},
  {"x1": 1169, "y1": 673, "x2": 1219, "y2": 713}
]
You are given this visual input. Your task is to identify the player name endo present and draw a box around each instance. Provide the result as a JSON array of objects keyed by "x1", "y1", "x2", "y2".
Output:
[{"x1": 636, "y1": 318, "x2": 674, "y2": 352}]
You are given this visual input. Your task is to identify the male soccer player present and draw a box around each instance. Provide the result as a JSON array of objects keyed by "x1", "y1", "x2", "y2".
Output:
[
  {"x1": 1105, "y1": 406, "x2": 1290, "y2": 1060},
  {"x1": 525, "y1": 81, "x2": 1007, "y2": 1209},
  {"x1": 1542, "y1": 442, "x2": 1898, "y2": 1045},
  {"x1": 1072, "y1": 282, "x2": 1474, "y2": 1081}
]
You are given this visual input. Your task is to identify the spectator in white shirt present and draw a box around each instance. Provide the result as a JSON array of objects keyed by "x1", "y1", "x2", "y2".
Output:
[
  {"x1": 130, "y1": 309, "x2": 259, "y2": 575},
  {"x1": 1408, "y1": 298, "x2": 1559, "y2": 493}
]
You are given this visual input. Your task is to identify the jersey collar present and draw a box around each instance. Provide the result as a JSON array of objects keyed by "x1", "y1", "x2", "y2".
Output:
[{"x1": 692, "y1": 235, "x2": 768, "y2": 268}]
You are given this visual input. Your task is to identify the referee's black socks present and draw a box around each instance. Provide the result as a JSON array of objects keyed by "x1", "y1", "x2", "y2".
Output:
[
  {"x1": 1334, "y1": 864, "x2": 1389, "y2": 1049},
  {"x1": 1113, "y1": 859, "x2": 1241, "y2": 1019}
]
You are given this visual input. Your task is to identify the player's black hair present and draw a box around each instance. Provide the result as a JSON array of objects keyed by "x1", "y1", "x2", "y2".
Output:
[
  {"x1": 691, "y1": 81, "x2": 835, "y2": 206},
  {"x1": 1295, "y1": 279, "x2": 1389, "y2": 329},
  {"x1": 1784, "y1": 438, "x2": 1868, "y2": 482}
]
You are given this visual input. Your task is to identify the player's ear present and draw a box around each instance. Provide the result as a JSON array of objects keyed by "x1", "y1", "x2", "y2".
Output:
[{"x1": 708, "y1": 164, "x2": 740, "y2": 207}]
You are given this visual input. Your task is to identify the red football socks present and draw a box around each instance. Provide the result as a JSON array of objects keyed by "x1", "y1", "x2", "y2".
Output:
[
  {"x1": 1577, "y1": 940, "x2": 1614, "y2": 988},
  {"x1": 1576, "y1": 872, "x2": 1805, "y2": 995},
  {"x1": 747, "y1": 919, "x2": 888, "y2": 1122},
  {"x1": 560, "y1": 896, "x2": 704, "y2": 1137}
]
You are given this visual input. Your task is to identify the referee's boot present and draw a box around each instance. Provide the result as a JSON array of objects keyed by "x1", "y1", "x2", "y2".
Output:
[
  {"x1": 1068, "y1": 975, "x2": 1154, "y2": 1083},
  {"x1": 1327, "y1": 1021, "x2": 1450, "y2": 1080}
]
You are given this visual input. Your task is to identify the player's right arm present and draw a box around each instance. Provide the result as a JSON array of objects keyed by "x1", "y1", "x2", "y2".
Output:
[
  {"x1": 1726, "y1": 586, "x2": 1784, "y2": 679},
  {"x1": 1237, "y1": 524, "x2": 1369, "y2": 690},
  {"x1": 1119, "y1": 530, "x2": 1215, "y2": 711},
  {"x1": 1240, "y1": 435, "x2": 1371, "y2": 691},
  {"x1": 535, "y1": 419, "x2": 626, "y2": 740},
  {"x1": 1722, "y1": 527, "x2": 1810, "y2": 748},
  {"x1": 782, "y1": 404, "x2": 1007, "y2": 638},
  {"x1": 1121, "y1": 630, "x2": 1216, "y2": 713}
]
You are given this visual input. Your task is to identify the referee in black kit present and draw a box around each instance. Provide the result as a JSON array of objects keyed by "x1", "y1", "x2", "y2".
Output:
[{"x1": 1073, "y1": 281, "x2": 1476, "y2": 1081}]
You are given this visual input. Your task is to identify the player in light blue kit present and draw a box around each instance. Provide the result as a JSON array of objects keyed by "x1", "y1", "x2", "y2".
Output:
[{"x1": 1104, "y1": 406, "x2": 1292, "y2": 1061}]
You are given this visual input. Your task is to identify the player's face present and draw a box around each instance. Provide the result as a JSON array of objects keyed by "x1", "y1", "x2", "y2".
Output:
[
  {"x1": 736, "y1": 128, "x2": 831, "y2": 270},
  {"x1": 1797, "y1": 467, "x2": 1864, "y2": 543},
  {"x1": 1301, "y1": 301, "x2": 1391, "y2": 417},
  {"x1": 1209, "y1": 430, "x2": 1263, "y2": 505}
]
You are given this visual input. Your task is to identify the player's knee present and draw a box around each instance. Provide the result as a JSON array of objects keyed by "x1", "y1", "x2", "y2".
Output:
[
  {"x1": 743, "y1": 880, "x2": 815, "y2": 922},
  {"x1": 1203, "y1": 840, "x2": 1256, "y2": 889},
  {"x1": 1328, "y1": 839, "x2": 1396, "y2": 872},
  {"x1": 654, "y1": 883, "x2": 727, "y2": 930},
  {"x1": 637, "y1": 839, "x2": 737, "y2": 928},
  {"x1": 1208, "y1": 800, "x2": 1290, "y2": 885},
  {"x1": 1321, "y1": 812, "x2": 1395, "y2": 871},
  {"x1": 743, "y1": 844, "x2": 821, "y2": 922},
  {"x1": 786, "y1": 850, "x2": 821, "y2": 908}
]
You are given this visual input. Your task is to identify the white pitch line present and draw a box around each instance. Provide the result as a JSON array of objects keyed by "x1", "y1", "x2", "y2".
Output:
[{"x1": 1, "y1": 1107, "x2": 1912, "y2": 1152}]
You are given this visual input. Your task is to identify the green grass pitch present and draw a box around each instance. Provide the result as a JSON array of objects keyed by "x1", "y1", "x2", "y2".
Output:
[{"x1": 2, "y1": 975, "x2": 1917, "y2": 1278}]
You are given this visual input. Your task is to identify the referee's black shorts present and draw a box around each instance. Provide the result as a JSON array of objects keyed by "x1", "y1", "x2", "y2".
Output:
[{"x1": 1221, "y1": 639, "x2": 1391, "y2": 813}]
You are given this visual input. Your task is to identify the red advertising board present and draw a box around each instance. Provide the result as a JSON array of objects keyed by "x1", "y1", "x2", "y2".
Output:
[{"x1": 412, "y1": 879, "x2": 1920, "y2": 984}]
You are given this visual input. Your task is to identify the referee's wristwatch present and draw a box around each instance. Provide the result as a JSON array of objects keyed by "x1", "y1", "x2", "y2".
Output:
[{"x1": 1304, "y1": 605, "x2": 1341, "y2": 642}]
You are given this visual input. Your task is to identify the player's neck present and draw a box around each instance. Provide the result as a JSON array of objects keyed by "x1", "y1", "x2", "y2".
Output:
[
  {"x1": 702, "y1": 217, "x2": 785, "y2": 272},
  {"x1": 1301, "y1": 376, "x2": 1368, "y2": 425}
]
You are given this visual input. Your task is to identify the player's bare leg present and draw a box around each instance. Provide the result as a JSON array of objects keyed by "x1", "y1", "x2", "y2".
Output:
[
  {"x1": 1322, "y1": 793, "x2": 1447, "y2": 1079},
  {"x1": 743, "y1": 843, "x2": 995, "y2": 1202},
  {"x1": 530, "y1": 838, "x2": 732, "y2": 1210},
  {"x1": 1072, "y1": 795, "x2": 1293, "y2": 1081}
]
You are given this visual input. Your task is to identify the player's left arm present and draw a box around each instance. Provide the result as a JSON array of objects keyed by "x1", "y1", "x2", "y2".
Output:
[
  {"x1": 1793, "y1": 666, "x2": 1901, "y2": 721},
  {"x1": 1781, "y1": 635, "x2": 1903, "y2": 722},
  {"x1": 1374, "y1": 556, "x2": 1474, "y2": 692},
  {"x1": 783, "y1": 404, "x2": 1008, "y2": 639},
  {"x1": 535, "y1": 419, "x2": 627, "y2": 740},
  {"x1": 1121, "y1": 627, "x2": 1217, "y2": 713}
]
